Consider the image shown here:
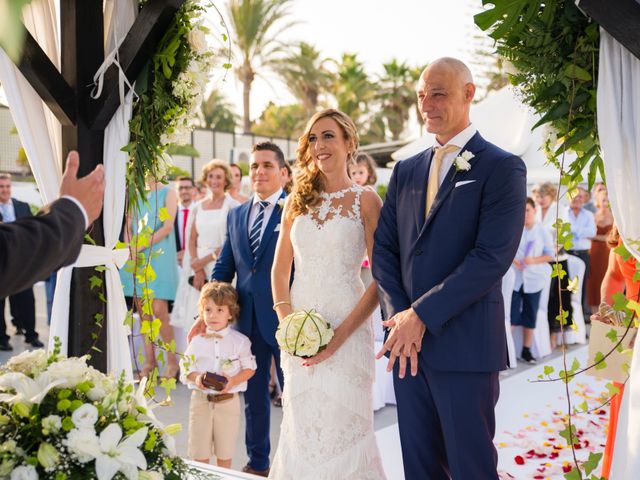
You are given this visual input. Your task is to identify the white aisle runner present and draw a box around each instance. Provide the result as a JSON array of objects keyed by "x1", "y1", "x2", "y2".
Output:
[{"x1": 374, "y1": 346, "x2": 609, "y2": 480}]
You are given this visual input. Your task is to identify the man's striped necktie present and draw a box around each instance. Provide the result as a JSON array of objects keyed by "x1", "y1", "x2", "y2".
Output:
[{"x1": 249, "y1": 201, "x2": 269, "y2": 256}]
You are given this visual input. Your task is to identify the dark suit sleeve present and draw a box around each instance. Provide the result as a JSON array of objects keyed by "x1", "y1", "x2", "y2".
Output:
[
  {"x1": 372, "y1": 162, "x2": 412, "y2": 319},
  {"x1": 211, "y1": 211, "x2": 236, "y2": 282},
  {"x1": 0, "y1": 198, "x2": 85, "y2": 298},
  {"x1": 413, "y1": 156, "x2": 526, "y2": 336}
]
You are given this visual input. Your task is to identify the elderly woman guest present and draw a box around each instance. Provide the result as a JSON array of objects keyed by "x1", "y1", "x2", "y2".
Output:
[{"x1": 171, "y1": 160, "x2": 240, "y2": 329}]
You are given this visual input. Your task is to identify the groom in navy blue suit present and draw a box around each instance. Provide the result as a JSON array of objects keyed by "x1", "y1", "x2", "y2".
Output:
[
  {"x1": 373, "y1": 58, "x2": 526, "y2": 479},
  {"x1": 211, "y1": 142, "x2": 288, "y2": 476}
]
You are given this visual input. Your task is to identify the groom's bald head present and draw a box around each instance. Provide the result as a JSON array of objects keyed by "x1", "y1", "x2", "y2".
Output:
[
  {"x1": 422, "y1": 58, "x2": 474, "y2": 85},
  {"x1": 417, "y1": 57, "x2": 476, "y2": 144}
]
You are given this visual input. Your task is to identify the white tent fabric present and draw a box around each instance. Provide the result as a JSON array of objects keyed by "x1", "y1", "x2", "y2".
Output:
[
  {"x1": 48, "y1": 0, "x2": 136, "y2": 382},
  {"x1": 0, "y1": 0, "x2": 61, "y2": 203},
  {"x1": 600, "y1": 28, "x2": 640, "y2": 478},
  {"x1": 391, "y1": 87, "x2": 566, "y2": 185}
]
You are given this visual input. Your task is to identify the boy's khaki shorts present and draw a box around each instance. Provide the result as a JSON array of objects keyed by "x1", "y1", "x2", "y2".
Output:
[{"x1": 187, "y1": 389, "x2": 241, "y2": 460}]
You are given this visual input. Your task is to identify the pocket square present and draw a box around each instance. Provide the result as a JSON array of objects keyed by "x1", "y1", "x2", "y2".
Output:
[
  {"x1": 274, "y1": 224, "x2": 281, "y2": 232},
  {"x1": 454, "y1": 180, "x2": 476, "y2": 188}
]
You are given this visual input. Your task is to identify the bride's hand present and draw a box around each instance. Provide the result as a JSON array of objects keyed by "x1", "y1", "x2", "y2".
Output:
[{"x1": 302, "y1": 328, "x2": 343, "y2": 367}]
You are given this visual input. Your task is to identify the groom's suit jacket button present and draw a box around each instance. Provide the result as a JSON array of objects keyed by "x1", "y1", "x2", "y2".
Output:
[
  {"x1": 252, "y1": 268, "x2": 257, "y2": 273},
  {"x1": 415, "y1": 249, "x2": 423, "y2": 256}
]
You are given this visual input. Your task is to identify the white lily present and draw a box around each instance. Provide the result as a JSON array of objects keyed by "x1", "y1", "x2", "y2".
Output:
[
  {"x1": 0, "y1": 372, "x2": 64, "y2": 406},
  {"x1": 95, "y1": 424, "x2": 148, "y2": 480}
]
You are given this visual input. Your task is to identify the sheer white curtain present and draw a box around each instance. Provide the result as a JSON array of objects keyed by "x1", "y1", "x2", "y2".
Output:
[
  {"x1": 49, "y1": 0, "x2": 136, "y2": 382},
  {"x1": 0, "y1": 0, "x2": 61, "y2": 202},
  {"x1": 598, "y1": 28, "x2": 640, "y2": 478}
]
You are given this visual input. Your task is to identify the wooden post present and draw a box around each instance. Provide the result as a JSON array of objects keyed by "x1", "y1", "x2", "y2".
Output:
[{"x1": 60, "y1": 0, "x2": 108, "y2": 370}]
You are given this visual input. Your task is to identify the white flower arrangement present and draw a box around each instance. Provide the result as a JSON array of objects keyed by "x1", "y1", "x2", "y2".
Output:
[
  {"x1": 277, "y1": 198, "x2": 285, "y2": 209},
  {"x1": 0, "y1": 339, "x2": 218, "y2": 480},
  {"x1": 275, "y1": 310, "x2": 334, "y2": 358},
  {"x1": 453, "y1": 150, "x2": 474, "y2": 173}
]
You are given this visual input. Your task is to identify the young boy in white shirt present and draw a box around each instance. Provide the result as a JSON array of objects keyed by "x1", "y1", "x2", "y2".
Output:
[
  {"x1": 181, "y1": 281, "x2": 256, "y2": 468},
  {"x1": 511, "y1": 197, "x2": 554, "y2": 364}
]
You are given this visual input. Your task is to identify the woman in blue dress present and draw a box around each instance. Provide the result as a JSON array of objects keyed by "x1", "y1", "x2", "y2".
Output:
[{"x1": 121, "y1": 179, "x2": 179, "y2": 379}]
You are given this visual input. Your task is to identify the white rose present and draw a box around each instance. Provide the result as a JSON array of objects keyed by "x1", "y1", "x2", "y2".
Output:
[
  {"x1": 85, "y1": 368, "x2": 115, "y2": 401},
  {"x1": 187, "y1": 29, "x2": 206, "y2": 53},
  {"x1": 460, "y1": 150, "x2": 475, "y2": 162},
  {"x1": 10, "y1": 465, "x2": 38, "y2": 480},
  {"x1": 64, "y1": 428, "x2": 100, "y2": 463},
  {"x1": 6, "y1": 349, "x2": 48, "y2": 376},
  {"x1": 46, "y1": 356, "x2": 89, "y2": 388},
  {"x1": 71, "y1": 403, "x2": 98, "y2": 430},
  {"x1": 41, "y1": 415, "x2": 62, "y2": 434}
]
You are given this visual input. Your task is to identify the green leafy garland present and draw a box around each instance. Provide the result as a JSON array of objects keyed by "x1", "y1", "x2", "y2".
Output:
[
  {"x1": 475, "y1": 0, "x2": 602, "y2": 191},
  {"x1": 123, "y1": 0, "x2": 215, "y2": 212}
]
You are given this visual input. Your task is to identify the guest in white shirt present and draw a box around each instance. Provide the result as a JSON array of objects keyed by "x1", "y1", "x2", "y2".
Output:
[
  {"x1": 566, "y1": 191, "x2": 597, "y2": 317},
  {"x1": 181, "y1": 281, "x2": 256, "y2": 468},
  {"x1": 511, "y1": 198, "x2": 554, "y2": 364}
]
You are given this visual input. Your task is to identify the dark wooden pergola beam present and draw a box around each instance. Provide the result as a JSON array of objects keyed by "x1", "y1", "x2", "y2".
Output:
[
  {"x1": 17, "y1": 31, "x2": 76, "y2": 126},
  {"x1": 576, "y1": 0, "x2": 640, "y2": 60},
  {"x1": 87, "y1": 0, "x2": 187, "y2": 130}
]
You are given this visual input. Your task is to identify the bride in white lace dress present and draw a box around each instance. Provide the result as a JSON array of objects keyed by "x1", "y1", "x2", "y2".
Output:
[{"x1": 270, "y1": 109, "x2": 386, "y2": 479}]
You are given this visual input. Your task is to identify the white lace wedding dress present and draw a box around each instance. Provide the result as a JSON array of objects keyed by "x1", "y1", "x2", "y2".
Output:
[{"x1": 269, "y1": 185, "x2": 386, "y2": 480}]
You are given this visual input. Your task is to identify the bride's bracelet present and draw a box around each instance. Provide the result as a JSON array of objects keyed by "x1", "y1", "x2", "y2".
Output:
[{"x1": 272, "y1": 300, "x2": 291, "y2": 311}]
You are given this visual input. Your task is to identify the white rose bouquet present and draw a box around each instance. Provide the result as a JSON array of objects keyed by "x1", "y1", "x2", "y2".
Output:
[
  {"x1": 0, "y1": 338, "x2": 219, "y2": 480},
  {"x1": 276, "y1": 310, "x2": 334, "y2": 358}
]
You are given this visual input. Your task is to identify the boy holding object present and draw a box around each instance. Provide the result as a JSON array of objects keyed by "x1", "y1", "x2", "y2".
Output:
[{"x1": 181, "y1": 282, "x2": 256, "y2": 467}]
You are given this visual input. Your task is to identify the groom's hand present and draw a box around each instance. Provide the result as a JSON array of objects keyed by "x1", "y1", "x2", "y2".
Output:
[{"x1": 376, "y1": 308, "x2": 425, "y2": 378}]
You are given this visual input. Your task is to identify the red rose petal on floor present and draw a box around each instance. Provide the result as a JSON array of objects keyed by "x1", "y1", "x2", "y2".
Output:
[
  {"x1": 562, "y1": 465, "x2": 573, "y2": 473},
  {"x1": 534, "y1": 476, "x2": 545, "y2": 479},
  {"x1": 550, "y1": 452, "x2": 559, "y2": 459},
  {"x1": 514, "y1": 456, "x2": 525, "y2": 465}
]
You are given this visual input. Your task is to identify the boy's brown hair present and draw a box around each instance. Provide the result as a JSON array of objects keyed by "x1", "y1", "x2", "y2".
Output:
[{"x1": 198, "y1": 281, "x2": 240, "y2": 322}]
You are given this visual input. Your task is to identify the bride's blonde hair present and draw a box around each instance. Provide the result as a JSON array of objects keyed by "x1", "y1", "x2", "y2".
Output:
[{"x1": 287, "y1": 109, "x2": 359, "y2": 220}]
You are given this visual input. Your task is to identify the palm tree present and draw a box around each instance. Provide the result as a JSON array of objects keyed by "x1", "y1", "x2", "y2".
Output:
[
  {"x1": 227, "y1": 0, "x2": 295, "y2": 133},
  {"x1": 200, "y1": 89, "x2": 239, "y2": 132},
  {"x1": 331, "y1": 53, "x2": 375, "y2": 127},
  {"x1": 252, "y1": 102, "x2": 306, "y2": 139},
  {"x1": 273, "y1": 42, "x2": 333, "y2": 116},
  {"x1": 376, "y1": 59, "x2": 418, "y2": 141}
]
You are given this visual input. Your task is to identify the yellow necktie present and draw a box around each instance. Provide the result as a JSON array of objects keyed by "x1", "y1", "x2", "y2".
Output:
[{"x1": 425, "y1": 144, "x2": 459, "y2": 217}]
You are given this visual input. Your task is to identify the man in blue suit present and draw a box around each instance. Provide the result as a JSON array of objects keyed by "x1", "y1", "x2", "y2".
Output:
[
  {"x1": 211, "y1": 142, "x2": 288, "y2": 476},
  {"x1": 373, "y1": 58, "x2": 526, "y2": 479}
]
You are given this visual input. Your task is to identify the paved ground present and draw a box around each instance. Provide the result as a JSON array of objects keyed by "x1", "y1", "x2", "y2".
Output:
[{"x1": 0, "y1": 283, "x2": 584, "y2": 471}]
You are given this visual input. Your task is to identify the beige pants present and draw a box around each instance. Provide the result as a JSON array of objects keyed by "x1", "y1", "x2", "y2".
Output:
[{"x1": 187, "y1": 390, "x2": 241, "y2": 460}]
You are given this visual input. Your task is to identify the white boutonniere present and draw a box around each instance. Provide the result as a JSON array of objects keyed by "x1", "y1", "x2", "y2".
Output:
[
  {"x1": 277, "y1": 198, "x2": 285, "y2": 209},
  {"x1": 220, "y1": 358, "x2": 236, "y2": 371},
  {"x1": 453, "y1": 150, "x2": 474, "y2": 173}
]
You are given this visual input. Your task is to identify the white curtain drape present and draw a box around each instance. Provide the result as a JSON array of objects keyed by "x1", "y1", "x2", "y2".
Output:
[
  {"x1": 598, "y1": 28, "x2": 640, "y2": 478},
  {"x1": 0, "y1": 0, "x2": 61, "y2": 203},
  {"x1": 48, "y1": 0, "x2": 136, "y2": 382},
  {"x1": 0, "y1": 0, "x2": 135, "y2": 380}
]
